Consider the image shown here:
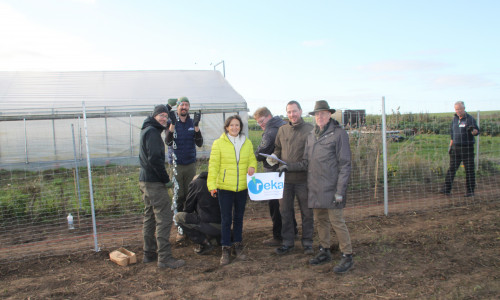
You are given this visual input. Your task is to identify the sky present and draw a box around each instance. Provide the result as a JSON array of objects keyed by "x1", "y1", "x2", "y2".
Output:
[{"x1": 1, "y1": 0, "x2": 499, "y2": 115}]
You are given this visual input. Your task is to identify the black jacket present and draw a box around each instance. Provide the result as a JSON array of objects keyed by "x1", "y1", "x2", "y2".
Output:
[
  {"x1": 184, "y1": 172, "x2": 221, "y2": 224},
  {"x1": 139, "y1": 116, "x2": 170, "y2": 183},
  {"x1": 451, "y1": 113, "x2": 479, "y2": 146},
  {"x1": 255, "y1": 116, "x2": 286, "y2": 170}
]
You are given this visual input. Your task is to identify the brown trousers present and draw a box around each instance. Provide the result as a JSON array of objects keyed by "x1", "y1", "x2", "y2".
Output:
[{"x1": 314, "y1": 208, "x2": 352, "y2": 254}]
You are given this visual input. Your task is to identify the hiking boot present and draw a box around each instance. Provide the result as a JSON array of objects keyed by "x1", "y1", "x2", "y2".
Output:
[
  {"x1": 142, "y1": 253, "x2": 157, "y2": 263},
  {"x1": 158, "y1": 257, "x2": 185, "y2": 269},
  {"x1": 194, "y1": 242, "x2": 214, "y2": 255},
  {"x1": 333, "y1": 253, "x2": 354, "y2": 274},
  {"x1": 232, "y1": 242, "x2": 247, "y2": 260},
  {"x1": 309, "y1": 246, "x2": 332, "y2": 265},
  {"x1": 262, "y1": 237, "x2": 282, "y2": 247},
  {"x1": 220, "y1": 246, "x2": 231, "y2": 266},
  {"x1": 303, "y1": 246, "x2": 314, "y2": 255},
  {"x1": 275, "y1": 245, "x2": 294, "y2": 255}
]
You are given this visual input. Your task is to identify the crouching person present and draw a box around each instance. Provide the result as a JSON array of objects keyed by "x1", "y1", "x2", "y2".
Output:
[{"x1": 174, "y1": 172, "x2": 221, "y2": 255}]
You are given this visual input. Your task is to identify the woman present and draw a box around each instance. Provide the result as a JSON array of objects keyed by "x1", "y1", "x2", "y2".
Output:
[{"x1": 207, "y1": 115, "x2": 257, "y2": 266}]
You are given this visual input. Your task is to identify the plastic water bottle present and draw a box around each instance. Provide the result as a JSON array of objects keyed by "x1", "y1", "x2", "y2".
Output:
[{"x1": 67, "y1": 213, "x2": 75, "y2": 230}]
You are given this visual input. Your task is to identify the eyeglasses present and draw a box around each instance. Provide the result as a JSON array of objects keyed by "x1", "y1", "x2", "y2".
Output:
[{"x1": 257, "y1": 117, "x2": 266, "y2": 125}]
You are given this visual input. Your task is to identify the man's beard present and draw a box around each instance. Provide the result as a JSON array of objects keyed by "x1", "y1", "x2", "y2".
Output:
[{"x1": 179, "y1": 109, "x2": 188, "y2": 117}]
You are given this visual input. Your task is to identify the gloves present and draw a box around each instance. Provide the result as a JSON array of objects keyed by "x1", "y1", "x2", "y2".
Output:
[
  {"x1": 335, "y1": 194, "x2": 343, "y2": 203},
  {"x1": 168, "y1": 110, "x2": 177, "y2": 125},
  {"x1": 165, "y1": 181, "x2": 174, "y2": 188},
  {"x1": 168, "y1": 98, "x2": 178, "y2": 107},
  {"x1": 277, "y1": 165, "x2": 288, "y2": 177},
  {"x1": 266, "y1": 154, "x2": 278, "y2": 167},
  {"x1": 193, "y1": 110, "x2": 201, "y2": 127}
]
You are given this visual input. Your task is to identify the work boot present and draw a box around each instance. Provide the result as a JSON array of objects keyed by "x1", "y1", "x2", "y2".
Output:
[
  {"x1": 275, "y1": 245, "x2": 294, "y2": 255},
  {"x1": 309, "y1": 246, "x2": 332, "y2": 265},
  {"x1": 303, "y1": 246, "x2": 314, "y2": 255},
  {"x1": 333, "y1": 253, "x2": 354, "y2": 274},
  {"x1": 142, "y1": 252, "x2": 157, "y2": 263},
  {"x1": 158, "y1": 257, "x2": 185, "y2": 269},
  {"x1": 232, "y1": 242, "x2": 247, "y2": 260},
  {"x1": 220, "y1": 246, "x2": 231, "y2": 266},
  {"x1": 262, "y1": 237, "x2": 282, "y2": 247}
]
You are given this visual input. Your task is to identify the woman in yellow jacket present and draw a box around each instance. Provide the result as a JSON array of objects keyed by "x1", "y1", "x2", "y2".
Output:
[{"x1": 207, "y1": 115, "x2": 257, "y2": 265}]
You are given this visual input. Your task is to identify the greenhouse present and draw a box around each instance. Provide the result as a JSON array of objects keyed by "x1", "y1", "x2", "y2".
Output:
[{"x1": 0, "y1": 70, "x2": 248, "y2": 169}]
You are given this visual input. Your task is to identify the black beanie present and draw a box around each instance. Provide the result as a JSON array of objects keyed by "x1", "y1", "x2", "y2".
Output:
[{"x1": 152, "y1": 104, "x2": 169, "y2": 117}]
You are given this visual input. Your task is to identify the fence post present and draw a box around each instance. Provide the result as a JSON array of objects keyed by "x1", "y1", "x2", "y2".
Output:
[
  {"x1": 476, "y1": 111, "x2": 480, "y2": 172},
  {"x1": 83, "y1": 102, "x2": 100, "y2": 252},
  {"x1": 24, "y1": 118, "x2": 29, "y2": 164},
  {"x1": 71, "y1": 124, "x2": 83, "y2": 209},
  {"x1": 382, "y1": 97, "x2": 389, "y2": 216},
  {"x1": 129, "y1": 114, "x2": 133, "y2": 156}
]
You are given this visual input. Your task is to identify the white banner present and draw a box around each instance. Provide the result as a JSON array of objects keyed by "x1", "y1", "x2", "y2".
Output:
[{"x1": 247, "y1": 172, "x2": 285, "y2": 201}]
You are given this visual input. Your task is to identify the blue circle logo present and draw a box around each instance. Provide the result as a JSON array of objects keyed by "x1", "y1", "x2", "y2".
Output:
[{"x1": 248, "y1": 178, "x2": 264, "y2": 194}]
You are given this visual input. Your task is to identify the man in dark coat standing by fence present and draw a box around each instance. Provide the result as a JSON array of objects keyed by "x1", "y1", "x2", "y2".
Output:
[
  {"x1": 139, "y1": 104, "x2": 185, "y2": 269},
  {"x1": 441, "y1": 101, "x2": 480, "y2": 197},
  {"x1": 279, "y1": 100, "x2": 354, "y2": 274}
]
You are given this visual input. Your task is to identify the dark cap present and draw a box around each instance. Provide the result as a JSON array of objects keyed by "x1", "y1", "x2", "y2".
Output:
[{"x1": 152, "y1": 104, "x2": 169, "y2": 117}]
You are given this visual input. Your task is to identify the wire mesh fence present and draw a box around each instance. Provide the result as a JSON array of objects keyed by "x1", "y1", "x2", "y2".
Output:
[{"x1": 1, "y1": 105, "x2": 499, "y2": 263}]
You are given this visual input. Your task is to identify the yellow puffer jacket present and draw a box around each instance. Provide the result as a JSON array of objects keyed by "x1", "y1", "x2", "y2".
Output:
[{"x1": 207, "y1": 133, "x2": 257, "y2": 192}]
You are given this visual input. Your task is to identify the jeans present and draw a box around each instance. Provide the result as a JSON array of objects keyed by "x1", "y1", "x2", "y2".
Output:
[
  {"x1": 218, "y1": 189, "x2": 247, "y2": 247},
  {"x1": 174, "y1": 212, "x2": 221, "y2": 244}
]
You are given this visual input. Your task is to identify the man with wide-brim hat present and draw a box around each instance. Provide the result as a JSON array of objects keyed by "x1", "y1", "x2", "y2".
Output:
[
  {"x1": 278, "y1": 99, "x2": 354, "y2": 274},
  {"x1": 308, "y1": 100, "x2": 336, "y2": 115}
]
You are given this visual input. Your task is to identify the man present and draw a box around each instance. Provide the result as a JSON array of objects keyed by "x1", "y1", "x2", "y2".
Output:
[
  {"x1": 441, "y1": 101, "x2": 480, "y2": 197},
  {"x1": 278, "y1": 100, "x2": 354, "y2": 274},
  {"x1": 139, "y1": 104, "x2": 185, "y2": 269},
  {"x1": 165, "y1": 96, "x2": 203, "y2": 241},
  {"x1": 253, "y1": 107, "x2": 297, "y2": 247},
  {"x1": 267, "y1": 101, "x2": 314, "y2": 255},
  {"x1": 174, "y1": 172, "x2": 221, "y2": 255}
]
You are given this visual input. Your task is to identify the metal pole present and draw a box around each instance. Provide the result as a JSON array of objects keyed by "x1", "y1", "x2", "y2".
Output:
[
  {"x1": 382, "y1": 97, "x2": 389, "y2": 216},
  {"x1": 78, "y1": 116, "x2": 82, "y2": 159},
  {"x1": 476, "y1": 111, "x2": 480, "y2": 172},
  {"x1": 71, "y1": 124, "x2": 83, "y2": 209},
  {"x1": 129, "y1": 114, "x2": 133, "y2": 157},
  {"x1": 24, "y1": 118, "x2": 29, "y2": 164},
  {"x1": 82, "y1": 102, "x2": 100, "y2": 252},
  {"x1": 104, "y1": 106, "x2": 109, "y2": 156},
  {"x1": 52, "y1": 108, "x2": 57, "y2": 157},
  {"x1": 213, "y1": 60, "x2": 226, "y2": 77}
]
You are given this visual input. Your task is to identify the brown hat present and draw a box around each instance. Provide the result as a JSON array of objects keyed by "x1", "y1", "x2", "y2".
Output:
[{"x1": 308, "y1": 100, "x2": 336, "y2": 115}]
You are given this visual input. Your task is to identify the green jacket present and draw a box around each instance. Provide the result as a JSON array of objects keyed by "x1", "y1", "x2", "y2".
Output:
[{"x1": 207, "y1": 133, "x2": 257, "y2": 192}]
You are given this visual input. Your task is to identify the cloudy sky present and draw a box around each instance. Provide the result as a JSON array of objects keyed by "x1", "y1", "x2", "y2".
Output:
[{"x1": 1, "y1": 0, "x2": 499, "y2": 114}]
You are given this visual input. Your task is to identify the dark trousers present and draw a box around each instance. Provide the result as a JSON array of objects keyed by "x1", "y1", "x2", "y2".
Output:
[
  {"x1": 269, "y1": 199, "x2": 297, "y2": 239},
  {"x1": 280, "y1": 183, "x2": 313, "y2": 247},
  {"x1": 218, "y1": 189, "x2": 247, "y2": 247},
  {"x1": 174, "y1": 212, "x2": 221, "y2": 245},
  {"x1": 444, "y1": 145, "x2": 476, "y2": 194}
]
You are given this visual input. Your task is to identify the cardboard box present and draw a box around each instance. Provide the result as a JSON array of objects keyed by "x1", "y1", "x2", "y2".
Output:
[{"x1": 109, "y1": 247, "x2": 137, "y2": 266}]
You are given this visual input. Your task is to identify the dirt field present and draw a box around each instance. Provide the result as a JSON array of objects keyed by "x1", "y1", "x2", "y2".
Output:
[{"x1": 1, "y1": 199, "x2": 499, "y2": 299}]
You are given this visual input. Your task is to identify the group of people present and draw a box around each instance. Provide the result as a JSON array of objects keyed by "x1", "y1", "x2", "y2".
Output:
[{"x1": 138, "y1": 96, "x2": 479, "y2": 274}]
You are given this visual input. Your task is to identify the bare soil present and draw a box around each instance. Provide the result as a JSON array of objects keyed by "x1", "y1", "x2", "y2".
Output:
[{"x1": 1, "y1": 200, "x2": 499, "y2": 299}]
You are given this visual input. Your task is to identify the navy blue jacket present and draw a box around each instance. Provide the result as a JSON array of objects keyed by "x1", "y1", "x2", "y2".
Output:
[
  {"x1": 165, "y1": 115, "x2": 203, "y2": 165},
  {"x1": 139, "y1": 116, "x2": 170, "y2": 183},
  {"x1": 451, "y1": 113, "x2": 479, "y2": 146}
]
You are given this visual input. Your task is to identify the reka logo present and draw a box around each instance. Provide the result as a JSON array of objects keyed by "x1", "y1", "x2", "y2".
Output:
[{"x1": 248, "y1": 177, "x2": 283, "y2": 194}]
